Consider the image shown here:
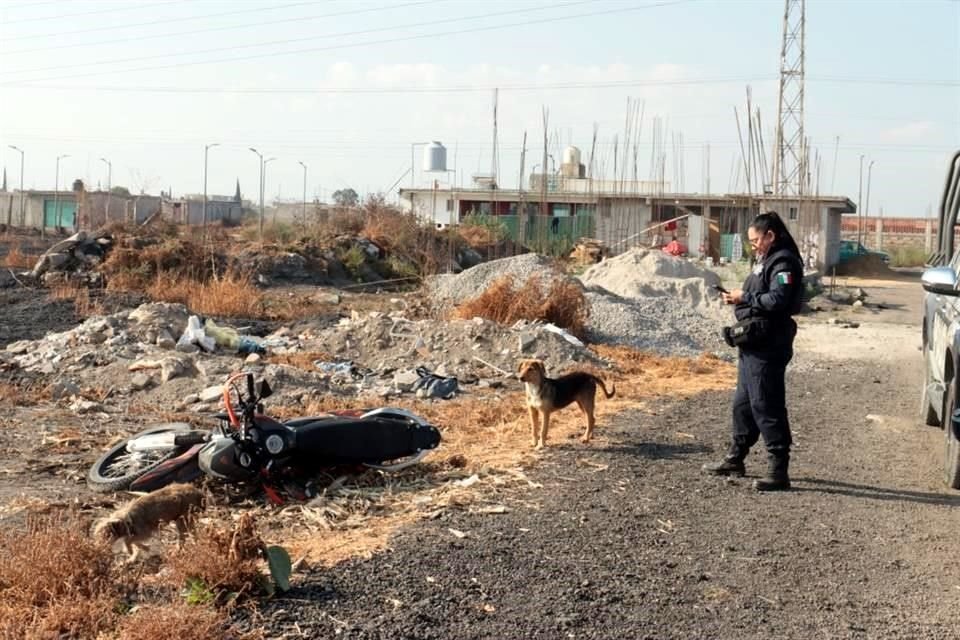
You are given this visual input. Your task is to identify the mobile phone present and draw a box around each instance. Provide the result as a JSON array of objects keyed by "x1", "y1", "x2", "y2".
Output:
[{"x1": 712, "y1": 284, "x2": 729, "y2": 294}]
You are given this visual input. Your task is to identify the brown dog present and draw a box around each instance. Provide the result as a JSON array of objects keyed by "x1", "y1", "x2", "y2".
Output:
[
  {"x1": 517, "y1": 358, "x2": 615, "y2": 449},
  {"x1": 93, "y1": 483, "x2": 204, "y2": 562}
]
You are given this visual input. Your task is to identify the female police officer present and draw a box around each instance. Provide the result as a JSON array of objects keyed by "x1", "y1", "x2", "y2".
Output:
[{"x1": 702, "y1": 211, "x2": 804, "y2": 491}]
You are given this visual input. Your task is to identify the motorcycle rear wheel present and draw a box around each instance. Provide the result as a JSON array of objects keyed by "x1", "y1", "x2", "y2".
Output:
[{"x1": 87, "y1": 424, "x2": 200, "y2": 493}]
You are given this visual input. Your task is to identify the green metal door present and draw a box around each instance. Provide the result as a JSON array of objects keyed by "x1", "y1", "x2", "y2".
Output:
[{"x1": 43, "y1": 200, "x2": 76, "y2": 228}]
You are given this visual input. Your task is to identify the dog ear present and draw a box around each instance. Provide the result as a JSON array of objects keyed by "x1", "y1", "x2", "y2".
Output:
[
  {"x1": 517, "y1": 359, "x2": 529, "y2": 374},
  {"x1": 534, "y1": 360, "x2": 546, "y2": 376}
]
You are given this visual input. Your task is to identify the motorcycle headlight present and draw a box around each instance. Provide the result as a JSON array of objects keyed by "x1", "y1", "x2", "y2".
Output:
[{"x1": 265, "y1": 434, "x2": 285, "y2": 455}]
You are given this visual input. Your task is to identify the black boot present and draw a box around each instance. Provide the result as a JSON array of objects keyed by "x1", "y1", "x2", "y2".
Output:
[
  {"x1": 753, "y1": 453, "x2": 790, "y2": 491},
  {"x1": 701, "y1": 455, "x2": 746, "y2": 477}
]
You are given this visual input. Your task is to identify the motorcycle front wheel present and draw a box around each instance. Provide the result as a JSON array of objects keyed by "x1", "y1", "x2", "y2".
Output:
[{"x1": 87, "y1": 423, "x2": 204, "y2": 493}]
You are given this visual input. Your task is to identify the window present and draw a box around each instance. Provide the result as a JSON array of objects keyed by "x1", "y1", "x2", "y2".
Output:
[
  {"x1": 445, "y1": 199, "x2": 453, "y2": 212},
  {"x1": 789, "y1": 207, "x2": 798, "y2": 221}
]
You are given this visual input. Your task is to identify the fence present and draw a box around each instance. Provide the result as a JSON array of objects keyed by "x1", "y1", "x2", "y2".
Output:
[
  {"x1": 462, "y1": 213, "x2": 596, "y2": 257},
  {"x1": 840, "y1": 216, "x2": 957, "y2": 253}
]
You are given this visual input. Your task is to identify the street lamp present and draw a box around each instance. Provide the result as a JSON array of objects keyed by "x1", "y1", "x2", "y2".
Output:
[
  {"x1": 7, "y1": 145, "x2": 23, "y2": 227},
  {"x1": 53, "y1": 154, "x2": 70, "y2": 233},
  {"x1": 203, "y1": 143, "x2": 219, "y2": 230},
  {"x1": 249, "y1": 147, "x2": 264, "y2": 242},
  {"x1": 99, "y1": 157, "x2": 112, "y2": 225},
  {"x1": 297, "y1": 161, "x2": 307, "y2": 228}
]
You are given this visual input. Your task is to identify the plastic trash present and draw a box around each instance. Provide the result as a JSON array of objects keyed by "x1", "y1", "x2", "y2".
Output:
[
  {"x1": 237, "y1": 336, "x2": 266, "y2": 356},
  {"x1": 203, "y1": 319, "x2": 240, "y2": 350},
  {"x1": 176, "y1": 315, "x2": 216, "y2": 353},
  {"x1": 412, "y1": 366, "x2": 459, "y2": 400}
]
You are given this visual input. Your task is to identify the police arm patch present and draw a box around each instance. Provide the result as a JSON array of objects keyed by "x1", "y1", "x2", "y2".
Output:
[{"x1": 776, "y1": 271, "x2": 794, "y2": 285}]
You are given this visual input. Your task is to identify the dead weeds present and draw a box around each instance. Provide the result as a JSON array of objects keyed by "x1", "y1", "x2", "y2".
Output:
[
  {"x1": 1, "y1": 246, "x2": 34, "y2": 270},
  {"x1": 0, "y1": 509, "x2": 272, "y2": 639},
  {"x1": 454, "y1": 274, "x2": 589, "y2": 339}
]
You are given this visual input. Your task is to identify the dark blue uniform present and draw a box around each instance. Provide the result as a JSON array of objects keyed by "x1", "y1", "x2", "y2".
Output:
[{"x1": 728, "y1": 246, "x2": 804, "y2": 470}]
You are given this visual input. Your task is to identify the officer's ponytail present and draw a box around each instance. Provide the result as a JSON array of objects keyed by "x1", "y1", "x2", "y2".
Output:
[{"x1": 750, "y1": 211, "x2": 801, "y2": 259}]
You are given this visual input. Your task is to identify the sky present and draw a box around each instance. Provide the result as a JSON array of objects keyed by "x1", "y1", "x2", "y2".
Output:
[{"x1": 0, "y1": 0, "x2": 957, "y2": 216}]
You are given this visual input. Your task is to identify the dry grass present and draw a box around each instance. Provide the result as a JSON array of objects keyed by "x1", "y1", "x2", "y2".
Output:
[
  {"x1": 0, "y1": 381, "x2": 49, "y2": 407},
  {"x1": 0, "y1": 512, "x2": 122, "y2": 639},
  {"x1": 115, "y1": 601, "x2": 259, "y2": 640},
  {"x1": 145, "y1": 270, "x2": 264, "y2": 319},
  {"x1": 1, "y1": 246, "x2": 34, "y2": 270},
  {"x1": 49, "y1": 282, "x2": 104, "y2": 317},
  {"x1": 453, "y1": 274, "x2": 589, "y2": 339},
  {"x1": 0, "y1": 510, "x2": 272, "y2": 639},
  {"x1": 162, "y1": 512, "x2": 268, "y2": 601}
]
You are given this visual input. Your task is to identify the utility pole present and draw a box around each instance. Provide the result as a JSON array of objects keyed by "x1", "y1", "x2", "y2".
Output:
[
  {"x1": 53, "y1": 154, "x2": 70, "y2": 235},
  {"x1": 8, "y1": 145, "x2": 23, "y2": 227},
  {"x1": 203, "y1": 143, "x2": 219, "y2": 232},
  {"x1": 99, "y1": 157, "x2": 112, "y2": 225},
  {"x1": 865, "y1": 159, "x2": 875, "y2": 245},
  {"x1": 297, "y1": 161, "x2": 307, "y2": 228}
]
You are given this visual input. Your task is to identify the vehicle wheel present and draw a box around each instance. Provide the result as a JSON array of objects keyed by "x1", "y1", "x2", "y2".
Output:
[
  {"x1": 921, "y1": 348, "x2": 941, "y2": 426},
  {"x1": 87, "y1": 424, "x2": 194, "y2": 493},
  {"x1": 944, "y1": 382, "x2": 960, "y2": 489}
]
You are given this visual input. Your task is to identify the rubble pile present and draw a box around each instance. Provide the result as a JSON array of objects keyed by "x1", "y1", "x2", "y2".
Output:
[
  {"x1": 427, "y1": 253, "x2": 571, "y2": 307},
  {"x1": 1, "y1": 296, "x2": 605, "y2": 416},
  {"x1": 27, "y1": 231, "x2": 115, "y2": 286}
]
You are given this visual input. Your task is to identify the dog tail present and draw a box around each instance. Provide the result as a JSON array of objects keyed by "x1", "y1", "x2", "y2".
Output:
[{"x1": 594, "y1": 376, "x2": 616, "y2": 399}]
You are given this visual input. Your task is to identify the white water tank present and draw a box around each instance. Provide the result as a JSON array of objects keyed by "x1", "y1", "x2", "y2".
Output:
[
  {"x1": 562, "y1": 145, "x2": 581, "y2": 167},
  {"x1": 423, "y1": 141, "x2": 447, "y2": 172}
]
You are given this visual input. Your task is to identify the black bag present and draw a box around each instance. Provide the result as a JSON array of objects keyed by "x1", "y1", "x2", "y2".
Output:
[{"x1": 722, "y1": 317, "x2": 770, "y2": 348}]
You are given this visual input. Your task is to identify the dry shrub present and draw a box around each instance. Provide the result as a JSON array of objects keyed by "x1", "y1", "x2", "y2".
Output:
[
  {"x1": 2, "y1": 245, "x2": 34, "y2": 269},
  {"x1": 146, "y1": 271, "x2": 262, "y2": 318},
  {"x1": 454, "y1": 274, "x2": 589, "y2": 339},
  {"x1": 0, "y1": 513, "x2": 114, "y2": 607},
  {"x1": 102, "y1": 237, "x2": 213, "y2": 290},
  {"x1": 163, "y1": 513, "x2": 267, "y2": 601},
  {"x1": 115, "y1": 601, "x2": 259, "y2": 640},
  {"x1": 0, "y1": 512, "x2": 121, "y2": 639}
]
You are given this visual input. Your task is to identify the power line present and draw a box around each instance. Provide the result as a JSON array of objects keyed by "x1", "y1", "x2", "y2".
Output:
[
  {"x1": 0, "y1": 0, "x2": 324, "y2": 42},
  {"x1": 0, "y1": 0, "x2": 189, "y2": 25},
  {"x1": 0, "y1": 0, "x2": 593, "y2": 76},
  {"x1": 0, "y1": 0, "x2": 701, "y2": 84},
  {"x1": 0, "y1": 0, "x2": 65, "y2": 12},
  {"x1": 0, "y1": 0, "x2": 444, "y2": 56},
  {"x1": 2, "y1": 75, "x2": 957, "y2": 93}
]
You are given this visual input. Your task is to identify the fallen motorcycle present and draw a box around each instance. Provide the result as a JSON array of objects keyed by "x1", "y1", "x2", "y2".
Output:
[{"x1": 87, "y1": 371, "x2": 442, "y2": 503}]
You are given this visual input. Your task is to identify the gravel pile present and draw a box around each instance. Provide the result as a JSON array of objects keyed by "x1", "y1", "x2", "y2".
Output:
[
  {"x1": 585, "y1": 289, "x2": 729, "y2": 357},
  {"x1": 580, "y1": 248, "x2": 723, "y2": 312},
  {"x1": 427, "y1": 253, "x2": 570, "y2": 307}
]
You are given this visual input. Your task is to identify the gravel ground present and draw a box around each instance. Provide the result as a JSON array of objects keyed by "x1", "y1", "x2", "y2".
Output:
[
  {"x1": 251, "y1": 319, "x2": 960, "y2": 639},
  {"x1": 427, "y1": 253, "x2": 565, "y2": 307}
]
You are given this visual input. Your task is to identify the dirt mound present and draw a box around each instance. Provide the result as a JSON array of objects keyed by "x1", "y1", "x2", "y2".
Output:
[{"x1": 833, "y1": 254, "x2": 894, "y2": 278}]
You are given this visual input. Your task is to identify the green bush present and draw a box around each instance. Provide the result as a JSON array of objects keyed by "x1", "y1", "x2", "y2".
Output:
[{"x1": 889, "y1": 245, "x2": 927, "y2": 267}]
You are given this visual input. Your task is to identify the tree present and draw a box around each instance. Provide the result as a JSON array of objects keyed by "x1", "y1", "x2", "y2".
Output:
[
  {"x1": 110, "y1": 185, "x2": 131, "y2": 197},
  {"x1": 332, "y1": 188, "x2": 359, "y2": 207}
]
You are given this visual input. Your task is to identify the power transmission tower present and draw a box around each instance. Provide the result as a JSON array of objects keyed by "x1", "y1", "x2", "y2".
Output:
[{"x1": 772, "y1": 0, "x2": 805, "y2": 197}]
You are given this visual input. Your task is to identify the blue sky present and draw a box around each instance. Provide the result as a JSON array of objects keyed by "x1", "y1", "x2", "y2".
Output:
[{"x1": 0, "y1": 0, "x2": 957, "y2": 216}]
